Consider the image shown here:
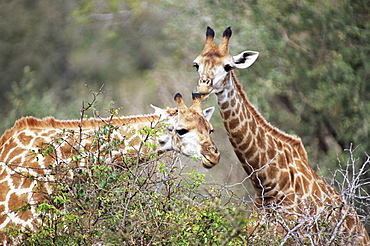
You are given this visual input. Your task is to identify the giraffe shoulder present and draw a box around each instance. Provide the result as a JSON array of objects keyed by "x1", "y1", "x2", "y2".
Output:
[{"x1": 0, "y1": 116, "x2": 44, "y2": 146}]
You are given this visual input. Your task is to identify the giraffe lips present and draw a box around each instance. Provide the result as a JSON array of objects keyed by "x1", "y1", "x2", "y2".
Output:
[
  {"x1": 199, "y1": 92, "x2": 211, "y2": 102},
  {"x1": 201, "y1": 155, "x2": 218, "y2": 169},
  {"x1": 197, "y1": 84, "x2": 213, "y2": 101}
]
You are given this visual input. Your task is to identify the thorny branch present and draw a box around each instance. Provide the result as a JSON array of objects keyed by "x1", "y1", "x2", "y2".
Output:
[{"x1": 78, "y1": 84, "x2": 105, "y2": 151}]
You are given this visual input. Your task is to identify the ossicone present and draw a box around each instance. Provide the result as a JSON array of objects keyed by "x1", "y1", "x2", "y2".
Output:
[
  {"x1": 174, "y1": 93, "x2": 182, "y2": 101},
  {"x1": 174, "y1": 93, "x2": 187, "y2": 111},
  {"x1": 219, "y1": 26, "x2": 232, "y2": 54},
  {"x1": 192, "y1": 93, "x2": 202, "y2": 100},
  {"x1": 223, "y1": 26, "x2": 232, "y2": 38},
  {"x1": 191, "y1": 93, "x2": 203, "y2": 114},
  {"x1": 206, "y1": 26, "x2": 215, "y2": 38}
]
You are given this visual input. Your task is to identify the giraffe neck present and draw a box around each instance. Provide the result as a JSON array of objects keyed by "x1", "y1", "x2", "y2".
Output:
[
  {"x1": 0, "y1": 115, "x2": 166, "y2": 168},
  {"x1": 214, "y1": 72, "x2": 370, "y2": 244},
  {"x1": 216, "y1": 72, "x2": 309, "y2": 205}
]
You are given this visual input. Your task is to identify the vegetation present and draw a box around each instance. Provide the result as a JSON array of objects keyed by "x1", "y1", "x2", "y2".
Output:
[
  {"x1": 5, "y1": 97, "x2": 369, "y2": 245},
  {"x1": 4, "y1": 97, "x2": 267, "y2": 245},
  {"x1": 1, "y1": 0, "x2": 369, "y2": 243}
]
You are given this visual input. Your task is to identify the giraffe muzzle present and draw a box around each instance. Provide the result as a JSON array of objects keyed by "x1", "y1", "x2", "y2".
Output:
[
  {"x1": 201, "y1": 157, "x2": 217, "y2": 169},
  {"x1": 200, "y1": 78, "x2": 212, "y2": 85},
  {"x1": 197, "y1": 78, "x2": 213, "y2": 98},
  {"x1": 201, "y1": 146, "x2": 220, "y2": 169}
]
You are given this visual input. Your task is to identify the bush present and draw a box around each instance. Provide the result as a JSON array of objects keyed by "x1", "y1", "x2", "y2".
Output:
[
  {"x1": 8, "y1": 133, "x2": 257, "y2": 245},
  {"x1": 5, "y1": 94, "x2": 369, "y2": 245},
  {"x1": 4, "y1": 96, "x2": 257, "y2": 246}
]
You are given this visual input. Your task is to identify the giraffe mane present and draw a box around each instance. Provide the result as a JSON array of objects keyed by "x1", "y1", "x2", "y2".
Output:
[
  {"x1": 0, "y1": 109, "x2": 178, "y2": 147},
  {"x1": 231, "y1": 72, "x2": 308, "y2": 159}
]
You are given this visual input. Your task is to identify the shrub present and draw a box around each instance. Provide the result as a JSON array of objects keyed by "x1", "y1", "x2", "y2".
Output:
[{"x1": 6, "y1": 95, "x2": 369, "y2": 246}]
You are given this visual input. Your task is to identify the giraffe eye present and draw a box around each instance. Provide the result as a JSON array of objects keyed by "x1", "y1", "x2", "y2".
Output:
[
  {"x1": 224, "y1": 64, "x2": 233, "y2": 72},
  {"x1": 193, "y1": 63, "x2": 199, "y2": 71},
  {"x1": 210, "y1": 129, "x2": 214, "y2": 134},
  {"x1": 176, "y1": 129, "x2": 189, "y2": 136}
]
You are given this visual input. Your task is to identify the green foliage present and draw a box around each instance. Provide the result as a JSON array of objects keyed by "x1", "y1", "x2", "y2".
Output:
[
  {"x1": 4, "y1": 94, "x2": 369, "y2": 245},
  {"x1": 3, "y1": 66, "x2": 56, "y2": 132},
  {"x1": 6, "y1": 109, "x2": 261, "y2": 245},
  {"x1": 1, "y1": 66, "x2": 81, "y2": 135},
  {"x1": 3, "y1": 96, "x2": 280, "y2": 245}
]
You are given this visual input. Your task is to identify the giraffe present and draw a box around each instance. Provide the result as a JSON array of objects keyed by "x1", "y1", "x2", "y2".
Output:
[
  {"x1": 192, "y1": 26, "x2": 369, "y2": 245},
  {"x1": 0, "y1": 93, "x2": 220, "y2": 244}
]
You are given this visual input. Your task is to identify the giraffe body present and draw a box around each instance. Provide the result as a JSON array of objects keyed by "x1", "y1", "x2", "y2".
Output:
[
  {"x1": 0, "y1": 93, "x2": 220, "y2": 244},
  {"x1": 193, "y1": 26, "x2": 369, "y2": 245}
]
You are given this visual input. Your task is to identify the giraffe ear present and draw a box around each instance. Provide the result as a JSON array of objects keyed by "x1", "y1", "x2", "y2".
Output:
[
  {"x1": 150, "y1": 104, "x2": 169, "y2": 120},
  {"x1": 203, "y1": 106, "x2": 215, "y2": 122},
  {"x1": 232, "y1": 51, "x2": 259, "y2": 69}
]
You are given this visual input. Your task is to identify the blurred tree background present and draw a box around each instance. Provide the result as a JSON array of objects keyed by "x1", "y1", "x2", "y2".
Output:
[{"x1": 0, "y1": 0, "x2": 369, "y2": 199}]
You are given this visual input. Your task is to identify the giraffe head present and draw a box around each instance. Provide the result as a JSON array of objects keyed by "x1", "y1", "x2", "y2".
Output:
[
  {"x1": 193, "y1": 26, "x2": 259, "y2": 99},
  {"x1": 152, "y1": 93, "x2": 219, "y2": 168}
]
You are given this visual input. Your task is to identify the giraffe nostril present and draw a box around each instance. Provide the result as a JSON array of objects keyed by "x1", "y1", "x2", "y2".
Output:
[
  {"x1": 199, "y1": 78, "x2": 212, "y2": 85},
  {"x1": 208, "y1": 146, "x2": 219, "y2": 154}
]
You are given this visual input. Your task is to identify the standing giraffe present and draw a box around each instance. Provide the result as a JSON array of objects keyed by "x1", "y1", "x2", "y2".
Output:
[
  {"x1": 193, "y1": 26, "x2": 369, "y2": 244},
  {"x1": 0, "y1": 93, "x2": 219, "y2": 244}
]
